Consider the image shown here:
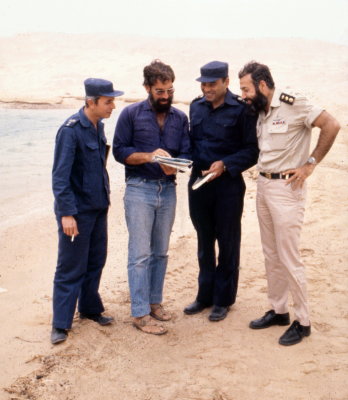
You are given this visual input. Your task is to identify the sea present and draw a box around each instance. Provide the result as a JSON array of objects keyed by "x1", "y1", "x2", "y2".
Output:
[{"x1": 0, "y1": 108, "x2": 122, "y2": 233}]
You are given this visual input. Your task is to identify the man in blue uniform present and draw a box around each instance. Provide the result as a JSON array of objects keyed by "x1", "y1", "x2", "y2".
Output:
[
  {"x1": 184, "y1": 61, "x2": 259, "y2": 321},
  {"x1": 51, "y1": 78, "x2": 124, "y2": 344},
  {"x1": 113, "y1": 60, "x2": 190, "y2": 335}
]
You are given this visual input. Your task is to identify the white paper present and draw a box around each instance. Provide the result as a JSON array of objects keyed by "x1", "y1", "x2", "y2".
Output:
[
  {"x1": 153, "y1": 156, "x2": 193, "y2": 171},
  {"x1": 192, "y1": 172, "x2": 216, "y2": 190}
]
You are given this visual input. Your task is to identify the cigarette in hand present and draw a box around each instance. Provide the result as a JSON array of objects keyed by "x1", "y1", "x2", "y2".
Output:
[{"x1": 71, "y1": 235, "x2": 74, "y2": 242}]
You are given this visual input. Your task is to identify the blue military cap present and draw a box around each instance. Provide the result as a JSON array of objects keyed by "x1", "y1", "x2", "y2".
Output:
[
  {"x1": 196, "y1": 61, "x2": 229, "y2": 82},
  {"x1": 84, "y1": 78, "x2": 124, "y2": 97}
]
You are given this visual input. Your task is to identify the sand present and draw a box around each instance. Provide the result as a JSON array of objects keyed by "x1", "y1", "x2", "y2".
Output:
[{"x1": 0, "y1": 33, "x2": 347, "y2": 400}]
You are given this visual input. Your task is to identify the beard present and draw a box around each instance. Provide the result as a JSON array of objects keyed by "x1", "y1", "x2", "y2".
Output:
[
  {"x1": 149, "y1": 93, "x2": 173, "y2": 113},
  {"x1": 249, "y1": 88, "x2": 268, "y2": 113}
]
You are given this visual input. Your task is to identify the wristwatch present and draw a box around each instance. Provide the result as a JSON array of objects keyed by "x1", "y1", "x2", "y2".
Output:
[{"x1": 307, "y1": 156, "x2": 317, "y2": 165}]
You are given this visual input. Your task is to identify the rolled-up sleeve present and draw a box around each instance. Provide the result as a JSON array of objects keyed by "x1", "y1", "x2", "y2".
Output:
[
  {"x1": 52, "y1": 127, "x2": 78, "y2": 216},
  {"x1": 113, "y1": 107, "x2": 138, "y2": 164}
]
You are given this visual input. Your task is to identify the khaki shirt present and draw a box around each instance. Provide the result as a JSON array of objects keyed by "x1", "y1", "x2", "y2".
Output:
[{"x1": 257, "y1": 88, "x2": 323, "y2": 172}]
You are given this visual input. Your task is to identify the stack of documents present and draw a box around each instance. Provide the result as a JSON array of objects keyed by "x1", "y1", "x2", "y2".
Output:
[{"x1": 153, "y1": 156, "x2": 193, "y2": 171}]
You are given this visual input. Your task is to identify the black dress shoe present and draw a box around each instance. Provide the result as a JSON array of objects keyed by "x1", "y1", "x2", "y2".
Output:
[
  {"x1": 80, "y1": 313, "x2": 114, "y2": 326},
  {"x1": 249, "y1": 310, "x2": 290, "y2": 329},
  {"x1": 209, "y1": 306, "x2": 230, "y2": 322},
  {"x1": 279, "y1": 320, "x2": 311, "y2": 346},
  {"x1": 51, "y1": 327, "x2": 68, "y2": 344},
  {"x1": 184, "y1": 301, "x2": 209, "y2": 315}
]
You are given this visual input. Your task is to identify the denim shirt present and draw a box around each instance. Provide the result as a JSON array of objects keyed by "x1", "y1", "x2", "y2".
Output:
[
  {"x1": 190, "y1": 89, "x2": 259, "y2": 177},
  {"x1": 113, "y1": 99, "x2": 190, "y2": 180},
  {"x1": 52, "y1": 107, "x2": 110, "y2": 217}
]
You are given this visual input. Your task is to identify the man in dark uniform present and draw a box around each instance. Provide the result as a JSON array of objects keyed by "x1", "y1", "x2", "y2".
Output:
[
  {"x1": 184, "y1": 61, "x2": 259, "y2": 321},
  {"x1": 51, "y1": 78, "x2": 124, "y2": 344}
]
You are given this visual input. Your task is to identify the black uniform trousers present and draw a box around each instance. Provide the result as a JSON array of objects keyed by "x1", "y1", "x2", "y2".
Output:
[
  {"x1": 189, "y1": 173, "x2": 245, "y2": 307},
  {"x1": 53, "y1": 209, "x2": 108, "y2": 330}
]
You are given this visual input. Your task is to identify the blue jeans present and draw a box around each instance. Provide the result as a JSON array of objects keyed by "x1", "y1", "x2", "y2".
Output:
[{"x1": 124, "y1": 177, "x2": 177, "y2": 317}]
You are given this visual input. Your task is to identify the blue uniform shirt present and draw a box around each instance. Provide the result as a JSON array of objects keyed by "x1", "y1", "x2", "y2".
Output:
[
  {"x1": 113, "y1": 99, "x2": 190, "y2": 180},
  {"x1": 190, "y1": 89, "x2": 258, "y2": 176},
  {"x1": 52, "y1": 107, "x2": 110, "y2": 217}
]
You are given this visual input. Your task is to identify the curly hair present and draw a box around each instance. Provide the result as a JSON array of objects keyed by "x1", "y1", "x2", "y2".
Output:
[
  {"x1": 143, "y1": 59, "x2": 175, "y2": 87},
  {"x1": 238, "y1": 61, "x2": 275, "y2": 89}
]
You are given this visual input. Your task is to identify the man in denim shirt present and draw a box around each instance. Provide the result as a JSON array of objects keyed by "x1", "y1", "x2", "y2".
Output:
[
  {"x1": 51, "y1": 78, "x2": 123, "y2": 344},
  {"x1": 184, "y1": 61, "x2": 259, "y2": 322},
  {"x1": 113, "y1": 60, "x2": 190, "y2": 335}
]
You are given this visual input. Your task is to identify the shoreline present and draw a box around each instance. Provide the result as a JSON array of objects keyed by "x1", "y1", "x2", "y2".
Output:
[
  {"x1": 0, "y1": 98, "x2": 191, "y2": 110},
  {"x1": 0, "y1": 32, "x2": 347, "y2": 400}
]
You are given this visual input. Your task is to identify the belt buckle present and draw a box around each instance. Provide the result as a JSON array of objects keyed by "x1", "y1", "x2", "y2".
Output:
[{"x1": 265, "y1": 172, "x2": 272, "y2": 179}]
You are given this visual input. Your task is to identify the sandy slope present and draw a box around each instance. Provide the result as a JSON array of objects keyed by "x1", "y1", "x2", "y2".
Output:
[{"x1": 0, "y1": 34, "x2": 347, "y2": 400}]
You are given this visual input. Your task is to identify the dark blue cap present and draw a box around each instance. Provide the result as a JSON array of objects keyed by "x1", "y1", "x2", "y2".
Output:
[
  {"x1": 196, "y1": 61, "x2": 229, "y2": 83},
  {"x1": 84, "y1": 78, "x2": 124, "y2": 97}
]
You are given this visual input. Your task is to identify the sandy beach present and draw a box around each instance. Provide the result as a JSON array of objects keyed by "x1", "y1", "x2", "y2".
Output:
[{"x1": 0, "y1": 33, "x2": 347, "y2": 400}]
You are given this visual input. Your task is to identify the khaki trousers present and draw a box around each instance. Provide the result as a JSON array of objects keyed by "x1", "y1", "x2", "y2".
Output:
[{"x1": 257, "y1": 175, "x2": 310, "y2": 326}]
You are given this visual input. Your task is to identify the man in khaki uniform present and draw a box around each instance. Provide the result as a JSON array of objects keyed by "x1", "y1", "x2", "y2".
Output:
[{"x1": 239, "y1": 61, "x2": 340, "y2": 346}]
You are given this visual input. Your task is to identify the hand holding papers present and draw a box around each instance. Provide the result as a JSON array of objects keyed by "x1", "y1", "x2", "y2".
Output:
[
  {"x1": 153, "y1": 155, "x2": 193, "y2": 172},
  {"x1": 192, "y1": 172, "x2": 216, "y2": 190}
]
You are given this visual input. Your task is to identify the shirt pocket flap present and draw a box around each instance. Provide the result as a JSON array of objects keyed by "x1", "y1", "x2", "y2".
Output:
[
  {"x1": 86, "y1": 142, "x2": 99, "y2": 150},
  {"x1": 190, "y1": 116, "x2": 203, "y2": 127},
  {"x1": 216, "y1": 116, "x2": 237, "y2": 127}
]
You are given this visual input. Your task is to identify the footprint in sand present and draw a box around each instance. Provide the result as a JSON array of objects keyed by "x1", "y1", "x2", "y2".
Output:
[
  {"x1": 312, "y1": 321, "x2": 332, "y2": 333},
  {"x1": 300, "y1": 248, "x2": 315, "y2": 257}
]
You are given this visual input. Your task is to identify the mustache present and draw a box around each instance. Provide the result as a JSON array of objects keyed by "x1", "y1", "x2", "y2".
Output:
[{"x1": 149, "y1": 94, "x2": 173, "y2": 112}]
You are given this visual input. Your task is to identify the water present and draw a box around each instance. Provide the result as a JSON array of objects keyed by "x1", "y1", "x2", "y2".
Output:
[{"x1": 0, "y1": 108, "x2": 122, "y2": 232}]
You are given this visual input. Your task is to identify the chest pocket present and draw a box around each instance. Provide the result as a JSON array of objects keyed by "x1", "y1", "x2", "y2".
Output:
[
  {"x1": 189, "y1": 116, "x2": 203, "y2": 139},
  {"x1": 85, "y1": 142, "x2": 101, "y2": 169},
  {"x1": 163, "y1": 122, "x2": 183, "y2": 153},
  {"x1": 267, "y1": 118, "x2": 289, "y2": 150},
  {"x1": 133, "y1": 118, "x2": 159, "y2": 147},
  {"x1": 212, "y1": 116, "x2": 238, "y2": 142}
]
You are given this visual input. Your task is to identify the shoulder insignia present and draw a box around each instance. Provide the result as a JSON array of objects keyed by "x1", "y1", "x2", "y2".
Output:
[
  {"x1": 191, "y1": 95, "x2": 203, "y2": 104},
  {"x1": 236, "y1": 95, "x2": 246, "y2": 104},
  {"x1": 279, "y1": 92, "x2": 295, "y2": 105},
  {"x1": 65, "y1": 118, "x2": 78, "y2": 127}
]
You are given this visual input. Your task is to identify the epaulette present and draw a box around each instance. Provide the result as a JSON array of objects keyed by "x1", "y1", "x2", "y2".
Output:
[
  {"x1": 64, "y1": 118, "x2": 79, "y2": 127},
  {"x1": 235, "y1": 95, "x2": 246, "y2": 104},
  {"x1": 279, "y1": 92, "x2": 295, "y2": 105},
  {"x1": 191, "y1": 95, "x2": 203, "y2": 104}
]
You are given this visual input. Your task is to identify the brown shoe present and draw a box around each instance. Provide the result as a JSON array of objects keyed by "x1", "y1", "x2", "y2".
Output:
[
  {"x1": 133, "y1": 315, "x2": 168, "y2": 335},
  {"x1": 150, "y1": 304, "x2": 172, "y2": 321}
]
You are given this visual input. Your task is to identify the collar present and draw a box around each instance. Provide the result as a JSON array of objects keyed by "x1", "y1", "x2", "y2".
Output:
[
  {"x1": 79, "y1": 107, "x2": 103, "y2": 129},
  {"x1": 198, "y1": 89, "x2": 241, "y2": 107},
  {"x1": 261, "y1": 88, "x2": 282, "y2": 119},
  {"x1": 269, "y1": 88, "x2": 283, "y2": 109},
  {"x1": 224, "y1": 89, "x2": 241, "y2": 106}
]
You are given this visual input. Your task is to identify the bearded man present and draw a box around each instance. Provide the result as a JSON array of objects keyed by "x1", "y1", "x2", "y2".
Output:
[
  {"x1": 113, "y1": 60, "x2": 190, "y2": 335},
  {"x1": 239, "y1": 61, "x2": 340, "y2": 345}
]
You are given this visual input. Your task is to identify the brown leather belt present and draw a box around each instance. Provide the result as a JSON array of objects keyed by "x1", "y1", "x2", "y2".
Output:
[{"x1": 260, "y1": 172, "x2": 294, "y2": 180}]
